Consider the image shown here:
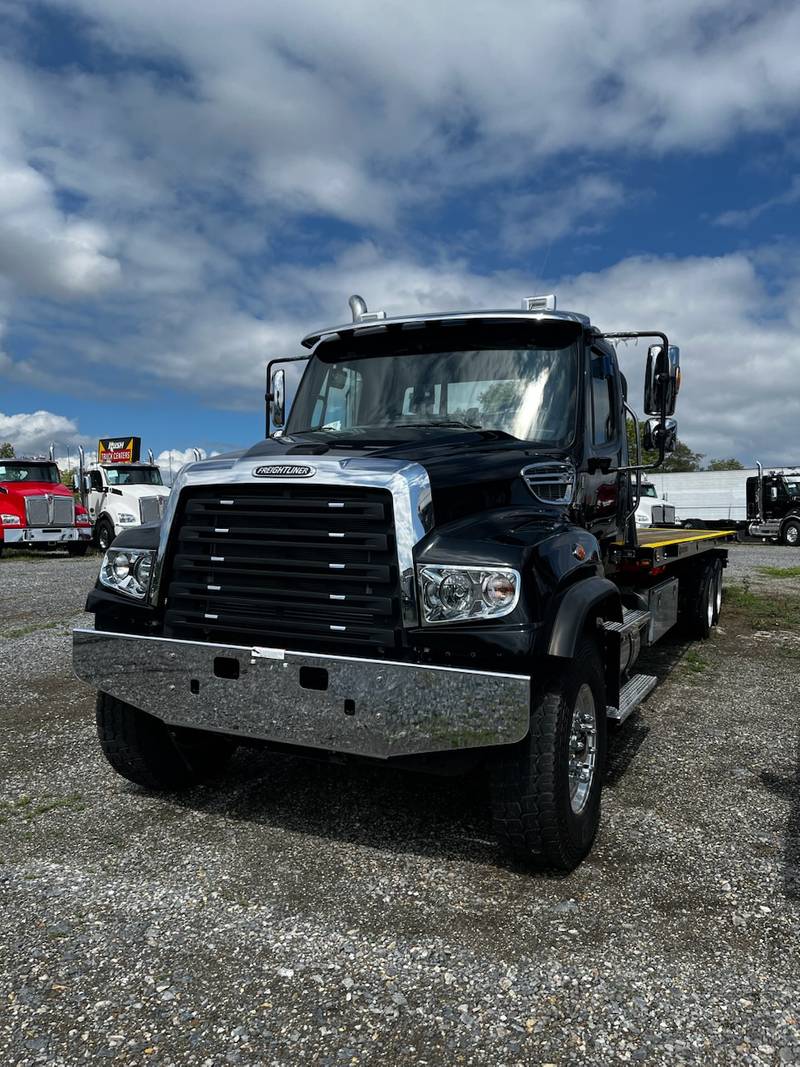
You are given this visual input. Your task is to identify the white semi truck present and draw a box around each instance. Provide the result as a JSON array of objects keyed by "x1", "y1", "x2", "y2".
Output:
[
  {"x1": 77, "y1": 438, "x2": 182, "y2": 550},
  {"x1": 634, "y1": 481, "x2": 675, "y2": 529}
]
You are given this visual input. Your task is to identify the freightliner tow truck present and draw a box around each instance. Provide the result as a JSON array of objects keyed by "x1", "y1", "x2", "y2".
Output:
[{"x1": 73, "y1": 295, "x2": 732, "y2": 870}]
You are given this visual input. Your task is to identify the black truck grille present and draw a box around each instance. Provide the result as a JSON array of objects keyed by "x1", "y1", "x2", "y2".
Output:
[{"x1": 163, "y1": 484, "x2": 402, "y2": 651}]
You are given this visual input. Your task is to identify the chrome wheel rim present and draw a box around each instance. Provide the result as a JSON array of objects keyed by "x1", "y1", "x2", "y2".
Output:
[
  {"x1": 706, "y1": 575, "x2": 715, "y2": 628},
  {"x1": 99, "y1": 527, "x2": 110, "y2": 549},
  {"x1": 786, "y1": 525, "x2": 799, "y2": 546},
  {"x1": 569, "y1": 684, "x2": 597, "y2": 815}
]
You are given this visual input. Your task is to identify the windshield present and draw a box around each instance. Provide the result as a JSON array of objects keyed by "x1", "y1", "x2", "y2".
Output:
[
  {"x1": 287, "y1": 324, "x2": 580, "y2": 446},
  {"x1": 104, "y1": 465, "x2": 163, "y2": 486},
  {"x1": 640, "y1": 484, "x2": 658, "y2": 498},
  {"x1": 783, "y1": 478, "x2": 800, "y2": 497},
  {"x1": 0, "y1": 462, "x2": 59, "y2": 483}
]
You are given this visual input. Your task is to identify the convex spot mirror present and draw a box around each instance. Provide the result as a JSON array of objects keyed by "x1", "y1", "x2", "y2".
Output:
[
  {"x1": 270, "y1": 368, "x2": 286, "y2": 428},
  {"x1": 644, "y1": 344, "x2": 680, "y2": 417},
  {"x1": 642, "y1": 417, "x2": 677, "y2": 453}
]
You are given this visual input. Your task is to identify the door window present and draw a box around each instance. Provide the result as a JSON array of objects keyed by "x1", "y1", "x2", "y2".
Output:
[{"x1": 591, "y1": 352, "x2": 617, "y2": 445}]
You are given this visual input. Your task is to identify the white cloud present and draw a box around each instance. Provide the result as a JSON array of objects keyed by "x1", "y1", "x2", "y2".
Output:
[
  {"x1": 0, "y1": 409, "x2": 90, "y2": 458},
  {"x1": 560, "y1": 252, "x2": 800, "y2": 465},
  {"x1": 0, "y1": 161, "x2": 121, "y2": 298},
  {"x1": 156, "y1": 447, "x2": 215, "y2": 467},
  {"x1": 1, "y1": 2, "x2": 800, "y2": 466}
]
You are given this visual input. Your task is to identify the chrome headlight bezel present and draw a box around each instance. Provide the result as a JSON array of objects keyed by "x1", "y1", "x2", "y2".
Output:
[
  {"x1": 1, "y1": 513, "x2": 22, "y2": 525},
  {"x1": 99, "y1": 548, "x2": 155, "y2": 600},
  {"x1": 416, "y1": 564, "x2": 521, "y2": 625}
]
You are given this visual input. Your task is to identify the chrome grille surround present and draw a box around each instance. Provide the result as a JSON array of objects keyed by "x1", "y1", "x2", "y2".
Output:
[
  {"x1": 24, "y1": 494, "x2": 75, "y2": 526},
  {"x1": 139, "y1": 495, "x2": 164, "y2": 524},
  {"x1": 151, "y1": 456, "x2": 434, "y2": 632}
]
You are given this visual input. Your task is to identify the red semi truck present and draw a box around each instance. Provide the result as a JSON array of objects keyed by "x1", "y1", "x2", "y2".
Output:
[{"x1": 0, "y1": 454, "x2": 93, "y2": 557}]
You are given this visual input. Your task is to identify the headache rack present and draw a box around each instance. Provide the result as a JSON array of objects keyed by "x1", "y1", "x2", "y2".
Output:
[{"x1": 161, "y1": 483, "x2": 403, "y2": 653}]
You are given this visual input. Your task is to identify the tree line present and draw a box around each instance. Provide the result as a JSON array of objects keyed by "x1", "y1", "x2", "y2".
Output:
[{"x1": 625, "y1": 424, "x2": 743, "y2": 473}]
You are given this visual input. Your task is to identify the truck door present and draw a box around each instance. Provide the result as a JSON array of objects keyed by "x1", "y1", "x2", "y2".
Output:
[
  {"x1": 583, "y1": 348, "x2": 624, "y2": 543},
  {"x1": 87, "y1": 469, "x2": 104, "y2": 520}
]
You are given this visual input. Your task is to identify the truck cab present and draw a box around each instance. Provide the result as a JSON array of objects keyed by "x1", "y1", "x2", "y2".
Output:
[
  {"x1": 82, "y1": 462, "x2": 170, "y2": 551},
  {"x1": 747, "y1": 469, "x2": 800, "y2": 545},
  {"x1": 74, "y1": 295, "x2": 730, "y2": 871},
  {"x1": 0, "y1": 457, "x2": 92, "y2": 556},
  {"x1": 634, "y1": 481, "x2": 675, "y2": 529}
]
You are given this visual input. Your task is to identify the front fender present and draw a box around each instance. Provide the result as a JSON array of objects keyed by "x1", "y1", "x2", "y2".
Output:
[{"x1": 545, "y1": 577, "x2": 622, "y2": 658}]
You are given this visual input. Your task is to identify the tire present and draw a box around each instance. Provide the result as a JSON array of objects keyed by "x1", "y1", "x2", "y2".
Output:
[
  {"x1": 679, "y1": 559, "x2": 717, "y2": 639},
  {"x1": 67, "y1": 542, "x2": 89, "y2": 557},
  {"x1": 95, "y1": 517, "x2": 115, "y2": 551},
  {"x1": 781, "y1": 520, "x2": 800, "y2": 547},
  {"x1": 96, "y1": 692, "x2": 235, "y2": 790},
  {"x1": 489, "y1": 636, "x2": 607, "y2": 871}
]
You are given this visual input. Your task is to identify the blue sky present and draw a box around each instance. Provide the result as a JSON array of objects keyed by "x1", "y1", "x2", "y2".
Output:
[{"x1": 1, "y1": 0, "x2": 800, "y2": 466}]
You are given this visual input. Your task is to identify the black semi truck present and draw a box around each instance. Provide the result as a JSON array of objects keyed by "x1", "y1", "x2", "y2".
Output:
[
  {"x1": 747, "y1": 465, "x2": 800, "y2": 545},
  {"x1": 73, "y1": 295, "x2": 732, "y2": 870}
]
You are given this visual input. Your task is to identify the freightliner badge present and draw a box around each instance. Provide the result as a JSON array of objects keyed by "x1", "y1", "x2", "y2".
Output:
[{"x1": 98, "y1": 437, "x2": 141, "y2": 464}]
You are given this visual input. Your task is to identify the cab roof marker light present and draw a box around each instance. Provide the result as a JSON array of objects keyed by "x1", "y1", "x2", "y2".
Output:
[{"x1": 522, "y1": 294, "x2": 557, "y2": 312}]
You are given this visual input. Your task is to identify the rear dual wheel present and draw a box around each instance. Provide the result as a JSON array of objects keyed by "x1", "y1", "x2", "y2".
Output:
[
  {"x1": 680, "y1": 557, "x2": 723, "y2": 639},
  {"x1": 490, "y1": 636, "x2": 607, "y2": 871}
]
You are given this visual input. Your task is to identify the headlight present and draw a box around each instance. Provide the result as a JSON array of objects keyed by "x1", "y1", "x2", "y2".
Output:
[
  {"x1": 117, "y1": 513, "x2": 137, "y2": 524},
  {"x1": 99, "y1": 548, "x2": 155, "y2": 600},
  {"x1": 417, "y1": 564, "x2": 521, "y2": 625},
  {"x1": 1, "y1": 514, "x2": 21, "y2": 525}
]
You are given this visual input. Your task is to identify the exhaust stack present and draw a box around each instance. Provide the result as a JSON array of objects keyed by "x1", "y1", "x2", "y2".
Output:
[{"x1": 348, "y1": 294, "x2": 368, "y2": 321}]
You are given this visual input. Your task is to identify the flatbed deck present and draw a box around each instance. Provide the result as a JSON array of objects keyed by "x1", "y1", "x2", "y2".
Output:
[{"x1": 612, "y1": 527, "x2": 735, "y2": 568}]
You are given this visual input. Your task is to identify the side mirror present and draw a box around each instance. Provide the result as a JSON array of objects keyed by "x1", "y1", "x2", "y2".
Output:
[
  {"x1": 642, "y1": 417, "x2": 677, "y2": 453},
  {"x1": 270, "y1": 368, "x2": 286, "y2": 428},
  {"x1": 770, "y1": 486, "x2": 778, "y2": 501},
  {"x1": 644, "y1": 344, "x2": 680, "y2": 416},
  {"x1": 72, "y1": 473, "x2": 80, "y2": 491}
]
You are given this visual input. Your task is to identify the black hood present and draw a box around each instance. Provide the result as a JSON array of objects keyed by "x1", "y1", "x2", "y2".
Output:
[{"x1": 242, "y1": 428, "x2": 564, "y2": 524}]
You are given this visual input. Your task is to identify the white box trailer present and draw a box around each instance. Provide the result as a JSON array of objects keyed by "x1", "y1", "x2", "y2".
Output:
[{"x1": 648, "y1": 467, "x2": 800, "y2": 530}]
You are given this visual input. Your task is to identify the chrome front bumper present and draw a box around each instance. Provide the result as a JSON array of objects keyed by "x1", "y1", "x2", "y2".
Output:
[
  {"x1": 4, "y1": 527, "x2": 92, "y2": 545},
  {"x1": 73, "y1": 629, "x2": 530, "y2": 759}
]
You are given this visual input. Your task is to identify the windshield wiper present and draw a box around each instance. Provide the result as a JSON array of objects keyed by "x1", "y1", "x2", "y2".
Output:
[{"x1": 397, "y1": 419, "x2": 483, "y2": 430}]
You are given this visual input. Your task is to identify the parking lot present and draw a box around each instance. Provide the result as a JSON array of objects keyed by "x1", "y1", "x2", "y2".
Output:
[{"x1": 1, "y1": 544, "x2": 799, "y2": 1065}]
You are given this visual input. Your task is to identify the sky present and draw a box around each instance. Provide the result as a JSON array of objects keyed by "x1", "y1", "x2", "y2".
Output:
[{"x1": 1, "y1": 0, "x2": 800, "y2": 467}]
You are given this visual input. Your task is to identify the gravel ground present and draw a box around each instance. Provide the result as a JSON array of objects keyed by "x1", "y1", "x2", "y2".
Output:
[{"x1": 1, "y1": 546, "x2": 799, "y2": 1065}]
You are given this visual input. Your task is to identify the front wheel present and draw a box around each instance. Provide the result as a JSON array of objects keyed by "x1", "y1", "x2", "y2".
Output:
[
  {"x1": 95, "y1": 518, "x2": 115, "y2": 551},
  {"x1": 782, "y1": 520, "x2": 800, "y2": 547},
  {"x1": 489, "y1": 636, "x2": 607, "y2": 871},
  {"x1": 96, "y1": 692, "x2": 235, "y2": 790}
]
